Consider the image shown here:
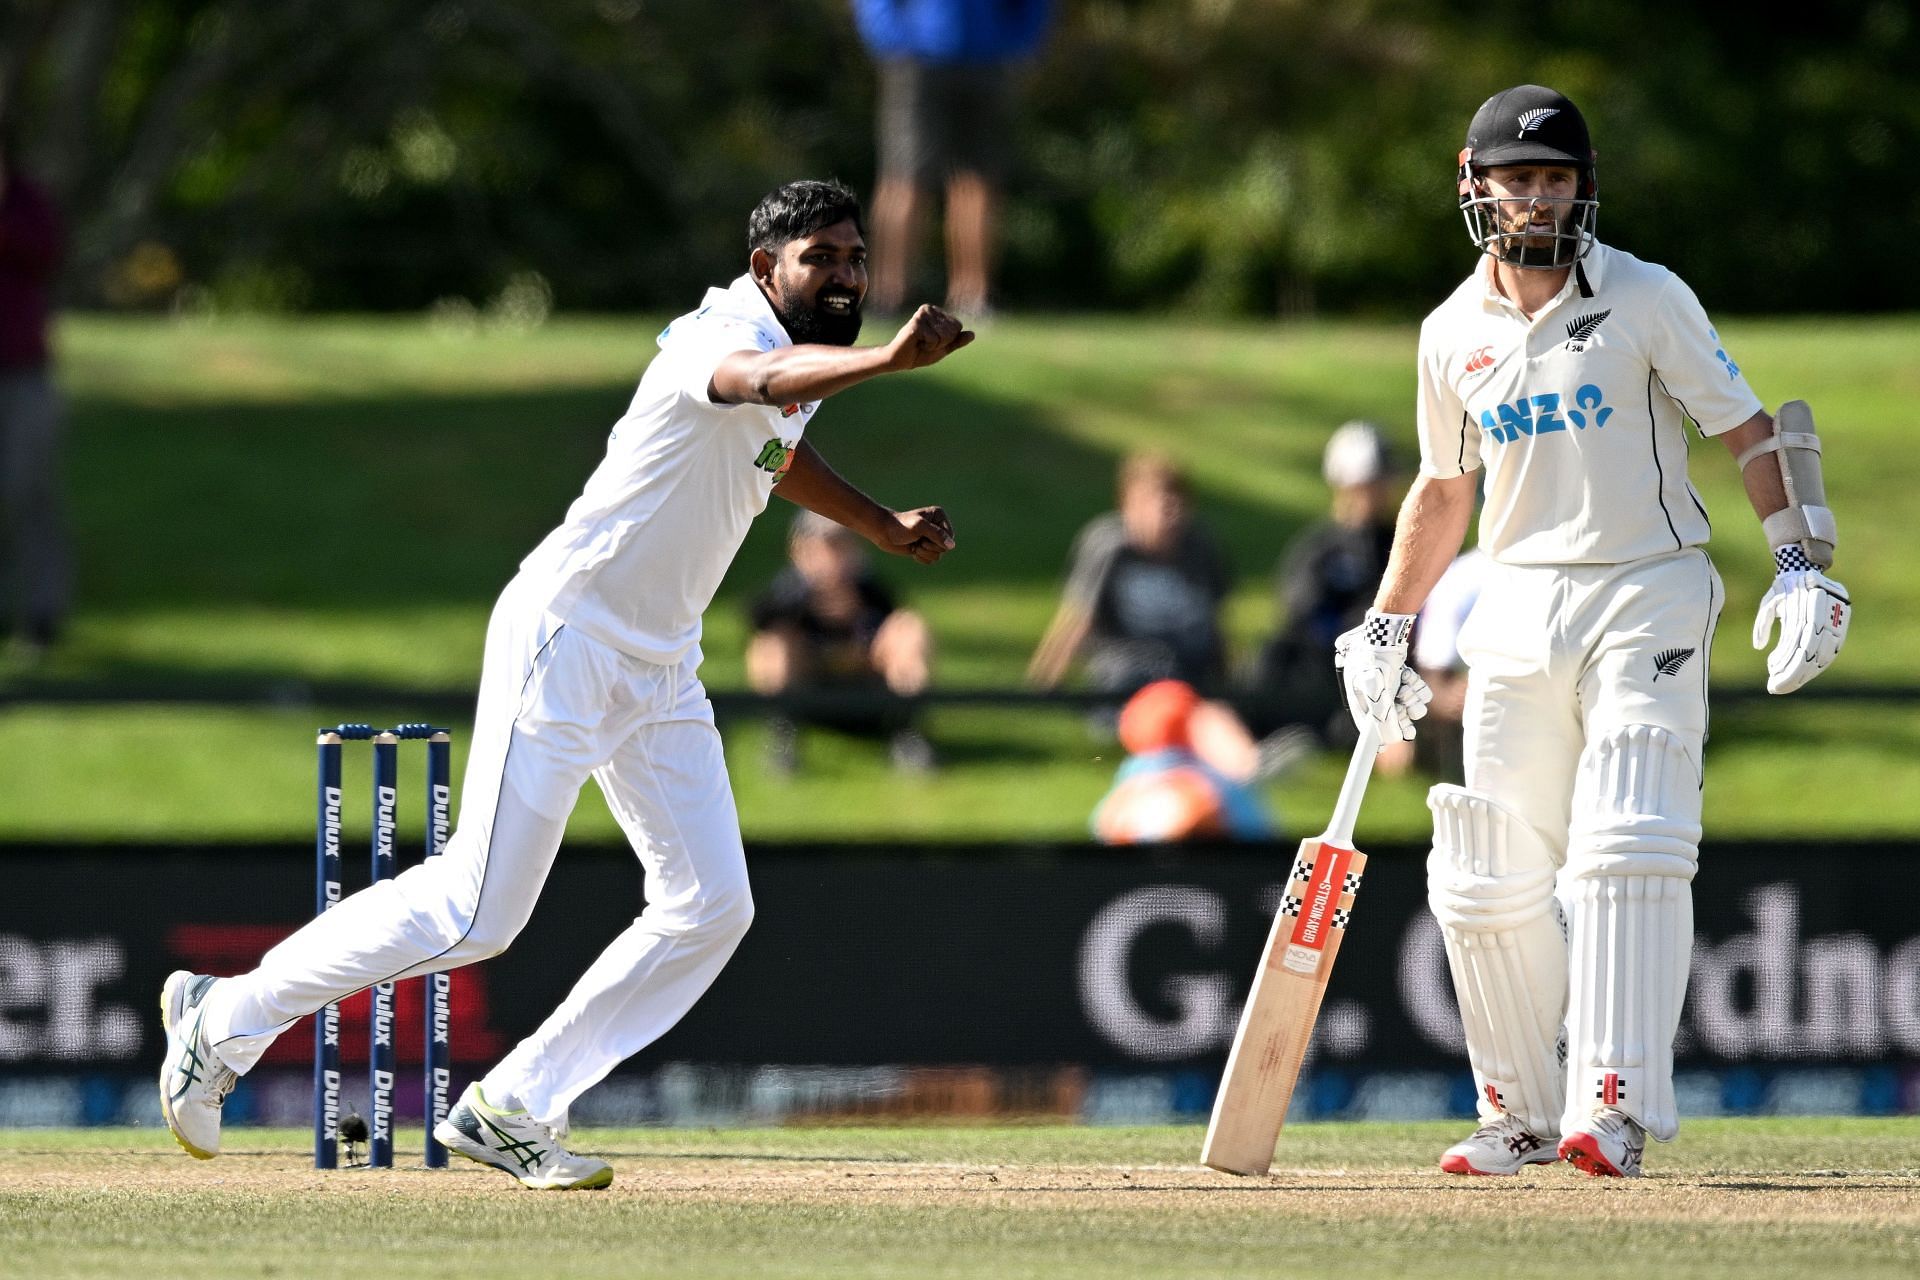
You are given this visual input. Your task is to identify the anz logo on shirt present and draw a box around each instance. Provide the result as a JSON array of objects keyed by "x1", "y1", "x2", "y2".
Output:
[{"x1": 1478, "y1": 384, "x2": 1614, "y2": 445}]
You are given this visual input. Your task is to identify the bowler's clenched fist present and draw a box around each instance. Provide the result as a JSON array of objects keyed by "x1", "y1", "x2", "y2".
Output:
[
  {"x1": 886, "y1": 305, "x2": 975, "y2": 371},
  {"x1": 875, "y1": 506, "x2": 956, "y2": 565}
]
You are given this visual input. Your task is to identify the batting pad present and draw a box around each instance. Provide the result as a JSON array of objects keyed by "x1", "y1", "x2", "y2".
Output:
[
  {"x1": 1427, "y1": 785, "x2": 1568, "y2": 1138},
  {"x1": 1563, "y1": 724, "x2": 1700, "y2": 1141}
]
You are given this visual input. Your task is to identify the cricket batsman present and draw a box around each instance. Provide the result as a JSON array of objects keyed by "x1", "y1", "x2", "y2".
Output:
[
  {"x1": 1334, "y1": 86, "x2": 1850, "y2": 1177},
  {"x1": 158, "y1": 180, "x2": 971, "y2": 1188}
]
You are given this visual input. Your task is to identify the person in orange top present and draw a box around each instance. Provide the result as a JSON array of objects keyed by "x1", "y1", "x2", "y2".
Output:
[{"x1": 1091, "y1": 679, "x2": 1275, "y2": 844}]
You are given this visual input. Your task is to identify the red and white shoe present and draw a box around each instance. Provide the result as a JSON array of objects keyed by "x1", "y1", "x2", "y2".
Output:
[
  {"x1": 1439, "y1": 1114, "x2": 1559, "y2": 1176},
  {"x1": 1559, "y1": 1108, "x2": 1645, "y2": 1178}
]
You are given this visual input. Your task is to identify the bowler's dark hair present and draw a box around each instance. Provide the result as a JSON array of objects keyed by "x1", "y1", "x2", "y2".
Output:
[{"x1": 747, "y1": 179, "x2": 865, "y2": 256}]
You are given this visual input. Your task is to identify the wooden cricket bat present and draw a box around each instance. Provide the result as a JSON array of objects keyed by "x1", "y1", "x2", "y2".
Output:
[{"x1": 1201, "y1": 721, "x2": 1381, "y2": 1175}]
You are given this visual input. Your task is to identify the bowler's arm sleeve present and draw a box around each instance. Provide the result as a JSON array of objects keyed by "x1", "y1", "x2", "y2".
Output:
[{"x1": 657, "y1": 314, "x2": 780, "y2": 404}]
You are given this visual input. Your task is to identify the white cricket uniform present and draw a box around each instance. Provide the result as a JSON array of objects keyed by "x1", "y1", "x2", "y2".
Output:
[
  {"x1": 1415, "y1": 240, "x2": 1761, "y2": 1141},
  {"x1": 202, "y1": 274, "x2": 816, "y2": 1125}
]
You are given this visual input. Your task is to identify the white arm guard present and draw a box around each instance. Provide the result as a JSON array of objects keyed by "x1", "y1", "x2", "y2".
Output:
[{"x1": 1736, "y1": 400, "x2": 1836, "y2": 569}]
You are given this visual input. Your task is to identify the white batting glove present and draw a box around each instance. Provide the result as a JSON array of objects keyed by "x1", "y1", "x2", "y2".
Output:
[
  {"x1": 1333, "y1": 610, "x2": 1432, "y2": 742},
  {"x1": 1752, "y1": 553, "x2": 1850, "y2": 694}
]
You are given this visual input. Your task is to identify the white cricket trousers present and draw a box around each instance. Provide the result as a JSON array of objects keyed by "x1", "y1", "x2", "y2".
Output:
[
  {"x1": 202, "y1": 575, "x2": 754, "y2": 1126},
  {"x1": 1455, "y1": 546, "x2": 1723, "y2": 1142},
  {"x1": 1459, "y1": 547, "x2": 1722, "y2": 844}
]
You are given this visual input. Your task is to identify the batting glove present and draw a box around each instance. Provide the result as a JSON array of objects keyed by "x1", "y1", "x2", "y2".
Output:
[
  {"x1": 1333, "y1": 610, "x2": 1432, "y2": 742},
  {"x1": 1752, "y1": 555, "x2": 1850, "y2": 695}
]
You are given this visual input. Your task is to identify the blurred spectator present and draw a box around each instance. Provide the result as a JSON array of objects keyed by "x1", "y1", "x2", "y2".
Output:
[
  {"x1": 747, "y1": 509, "x2": 937, "y2": 774},
  {"x1": 0, "y1": 132, "x2": 67, "y2": 663},
  {"x1": 853, "y1": 0, "x2": 1054, "y2": 316},
  {"x1": 1249, "y1": 421, "x2": 1404, "y2": 749},
  {"x1": 1411, "y1": 544, "x2": 1491, "y2": 785},
  {"x1": 1091, "y1": 679, "x2": 1276, "y2": 844},
  {"x1": 1027, "y1": 450, "x2": 1233, "y2": 706}
]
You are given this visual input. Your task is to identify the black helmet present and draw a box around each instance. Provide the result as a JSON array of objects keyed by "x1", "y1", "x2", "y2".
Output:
[{"x1": 1457, "y1": 85, "x2": 1599, "y2": 269}]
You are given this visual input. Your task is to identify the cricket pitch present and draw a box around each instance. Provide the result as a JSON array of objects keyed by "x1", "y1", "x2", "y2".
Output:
[{"x1": 3, "y1": 1120, "x2": 1916, "y2": 1279}]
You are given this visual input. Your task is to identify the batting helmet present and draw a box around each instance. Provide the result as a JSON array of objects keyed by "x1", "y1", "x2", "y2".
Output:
[{"x1": 1457, "y1": 85, "x2": 1599, "y2": 270}]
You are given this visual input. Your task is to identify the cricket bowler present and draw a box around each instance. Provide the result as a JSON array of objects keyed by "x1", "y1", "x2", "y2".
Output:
[
  {"x1": 159, "y1": 180, "x2": 972, "y2": 1188},
  {"x1": 1334, "y1": 85, "x2": 1850, "y2": 1177}
]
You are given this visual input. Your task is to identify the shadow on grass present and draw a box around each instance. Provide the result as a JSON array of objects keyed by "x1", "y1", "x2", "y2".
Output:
[{"x1": 56, "y1": 370, "x2": 1329, "y2": 691}]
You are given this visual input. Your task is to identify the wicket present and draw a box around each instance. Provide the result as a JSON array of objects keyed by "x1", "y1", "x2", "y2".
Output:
[{"x1": 313, "y1": 723, "x2": 454, "y2": 1170}]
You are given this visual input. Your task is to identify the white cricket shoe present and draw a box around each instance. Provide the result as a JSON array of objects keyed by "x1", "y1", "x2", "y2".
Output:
[
  {"x1": 158, "y1": 970, "x2": 238, "y2": 1159},
  {"x1": 1438, "y1": 1114, "x2": 1560, "y2": 1176},
  {"x1": 434, "y1": 1084, "x2": 612, "y2": 1190},
  {"x1": 1559, "y1": 1108, "x2": 1645, "y2": 1178}
]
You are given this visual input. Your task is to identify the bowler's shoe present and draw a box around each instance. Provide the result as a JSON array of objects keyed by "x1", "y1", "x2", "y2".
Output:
[
  {"x1": 434, "y1": 1084, "x2": 613, "y2": 1190},
  {"x1": 158, "y1": 971, "x2": 237, "y2": 1159}
]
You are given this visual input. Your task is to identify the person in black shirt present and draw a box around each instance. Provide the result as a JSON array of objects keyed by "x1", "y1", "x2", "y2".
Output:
[
  {"x1": 1250, "y1": 421, "x2": 1406, "y2": 757},
  {"x1": 747, "y1": 510, "x2": 936, "y2": 772},
  {"x1": 0, "y1": 138, "x2": 67, "y2": 662},
  {"x1": 1028, "y1": 451, "x2": 1233, "y2": 706}
]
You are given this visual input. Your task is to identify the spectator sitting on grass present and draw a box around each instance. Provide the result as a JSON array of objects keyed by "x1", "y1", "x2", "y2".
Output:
[
  {"x1": 1091, "y1": 678, "x2": 1276, "y2": 844},
  {"x1": 747, "y1": 509, "x2": 937, "y2": 774},
  {"x1": 0, "y1": 131, "x2": 68, "y2": 664},
  {"x1": 1027, "y1": 450, "x2": 1233, "y2": 708},
  {"x1": 1249, "y1": 420, "x2": 1409, "y2": 772}
]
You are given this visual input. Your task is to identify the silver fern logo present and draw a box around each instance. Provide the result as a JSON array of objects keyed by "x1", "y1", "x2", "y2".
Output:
[
  {"x1": 1518, "y1": 108, "x2": 1560, "y2": 135},
  {"x1": 1564, "y1": 309, "x2": 1612, "y2": 352},
  {"x1": 1652, "y1": 648, "x2": 1695, "y2": 680}
]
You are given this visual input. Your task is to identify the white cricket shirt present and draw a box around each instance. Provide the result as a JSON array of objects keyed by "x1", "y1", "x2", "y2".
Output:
[
  {"x1": 1415, "y1": 240, "x2": 1762, "y2": 565},
  {"x1": 516, "y1": 274, "x2": 818, "y2": 663}
]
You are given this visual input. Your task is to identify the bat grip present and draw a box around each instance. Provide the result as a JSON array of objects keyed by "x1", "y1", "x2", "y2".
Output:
[{"x1": 1321, "y1": 720, "x2": 1381, "y2": 847}]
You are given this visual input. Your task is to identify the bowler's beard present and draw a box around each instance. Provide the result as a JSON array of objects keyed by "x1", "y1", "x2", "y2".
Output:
[{"x1": 772, "y1": 278, "x2": 863, "y2": 347}]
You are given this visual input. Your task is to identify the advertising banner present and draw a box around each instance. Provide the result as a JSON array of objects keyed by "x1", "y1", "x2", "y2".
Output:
[{"x1": 2, "y1": 839, "x2": 1915, "y2": 1124}]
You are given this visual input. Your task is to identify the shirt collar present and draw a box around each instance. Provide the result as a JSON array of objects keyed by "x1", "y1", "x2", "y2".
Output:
[
  {"x1": 1574, "y1": 238, "x2": 1607, "y2": 292},
  {"x1": 665, "y1": 273, "x2": 792, "y2": 351},
  {"x1": 1478, "y1": 236, "x2": 1608, "y2": 314}
]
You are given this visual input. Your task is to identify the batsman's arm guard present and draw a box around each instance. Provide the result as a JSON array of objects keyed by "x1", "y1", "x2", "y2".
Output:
[{"x1": 1735, "y1": 400, "x2": 1836, "y2": 569}]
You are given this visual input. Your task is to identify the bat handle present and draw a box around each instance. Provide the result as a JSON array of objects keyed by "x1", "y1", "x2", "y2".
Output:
[{"x1": 1321, "y1": 720, "x2": 1381, "y2": 847}]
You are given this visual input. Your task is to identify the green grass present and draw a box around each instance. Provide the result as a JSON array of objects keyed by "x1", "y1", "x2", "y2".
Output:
[
  {"x1": 3, "y1": 311, "x2": 1916, "y2": 841},
  {"x1": 7, "y1": 697, "x2": 1911, "y2": 842},
  {"x1": 2, "y1": 1121, "x2": 1915, "y2": 1279}
]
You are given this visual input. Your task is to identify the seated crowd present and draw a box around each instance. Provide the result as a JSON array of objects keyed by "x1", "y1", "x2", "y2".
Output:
[{"x1": 745, "y1": 424, "x2": 1481, "y2": 839}]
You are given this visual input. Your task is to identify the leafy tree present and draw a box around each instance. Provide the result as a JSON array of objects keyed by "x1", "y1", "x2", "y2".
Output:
[{"x1": 3, "y1": 0, "x2": 1913, "y2": 316}]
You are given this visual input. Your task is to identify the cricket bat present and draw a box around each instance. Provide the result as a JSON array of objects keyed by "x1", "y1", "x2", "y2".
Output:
[{"x1": 1201, "y1": 721, "x2": 1381, "y2": 1175}]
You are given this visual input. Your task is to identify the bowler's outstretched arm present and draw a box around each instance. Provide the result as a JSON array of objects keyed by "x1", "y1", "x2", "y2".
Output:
[
  {"x1": 774, "y1": 441, "x2": 955, "y2": 565},
  {"x1": 709, "y1": 305, "x2": 973, "y2": 407}
]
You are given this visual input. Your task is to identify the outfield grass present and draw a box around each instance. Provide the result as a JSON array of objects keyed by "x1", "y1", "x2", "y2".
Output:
[
  {"x1": 2, "y1": 312, "x2": 1916, "y2": 842},
  {"x1": 4, "y1": 696, "x2": 1919, "y2": 842},
  {"x1": 2, "y1": 1121, "x2": 1915, "y2": 1278}
]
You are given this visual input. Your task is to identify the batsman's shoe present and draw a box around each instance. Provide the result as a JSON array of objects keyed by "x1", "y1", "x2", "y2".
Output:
[
  {"x1": 434, "y1": 1084, "x2": 612, "y2": 1191},
  {"x1": 158, "y1": 970, "x2": 237, "y2": 1159},
  {"x1": 1559, "y1": 1108, "x2": 1645, "y2": 1178},
  {"x1": 1438, "y1": 1115, "x2": 1560, "y2": 1176}
]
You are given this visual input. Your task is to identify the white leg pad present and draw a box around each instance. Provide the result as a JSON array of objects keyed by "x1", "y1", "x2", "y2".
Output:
[
  {"x1": 1563, "y1": 724, "x2": 1701, "y2": 1142},
  {"x1": 1427, "y1": 785, "x2": 1568, "y2": 1137}
]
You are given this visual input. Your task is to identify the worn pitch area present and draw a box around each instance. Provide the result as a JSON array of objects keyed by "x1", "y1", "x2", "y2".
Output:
[{"x1": 2, "y1": 1122, "x2": 1916, "y2": 1279}]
